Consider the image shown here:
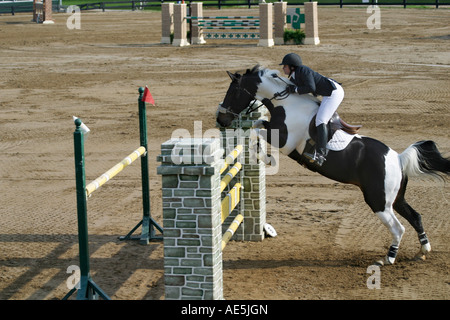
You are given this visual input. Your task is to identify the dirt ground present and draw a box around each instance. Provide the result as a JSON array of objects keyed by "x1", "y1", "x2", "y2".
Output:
[{"x1": 0, "y1": 6, "x2": 449, "y2": 301}]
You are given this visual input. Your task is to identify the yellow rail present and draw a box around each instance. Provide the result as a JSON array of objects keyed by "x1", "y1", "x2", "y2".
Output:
[
  {"x1": 85, "y1": 146, "x2": 146, "y2": 197},
  {"x1": 221, "y1": 214, "x2": 244, "y2": 250},
  {"x1": 221, "y1": 183, "x2": 241, "y2": 223},
  {"x1": 220, "y1": 162, "x2": 242, "y2": 193},
  {"x1": 220, "y1": 145, "x2": 243, "y2": 174}
]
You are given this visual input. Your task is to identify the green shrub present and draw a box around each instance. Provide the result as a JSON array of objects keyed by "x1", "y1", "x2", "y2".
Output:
[{"x1": 283, "y1": 29, "x2": 305, "y2": 45}]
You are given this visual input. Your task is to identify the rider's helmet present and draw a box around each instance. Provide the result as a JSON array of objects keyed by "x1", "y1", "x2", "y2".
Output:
[{"x1": 279, "y1": 53, "x2": 303, "y2": 67}]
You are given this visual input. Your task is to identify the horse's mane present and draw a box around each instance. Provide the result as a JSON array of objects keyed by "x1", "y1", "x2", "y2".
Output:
[{"x1": 244, "y1": 64, "x2": 262, "y2": 75}]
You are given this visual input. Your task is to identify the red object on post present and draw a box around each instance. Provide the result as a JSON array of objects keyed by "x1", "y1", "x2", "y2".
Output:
[{"x1": 142, "y1": 86, "x2": 155, "y2": 105}]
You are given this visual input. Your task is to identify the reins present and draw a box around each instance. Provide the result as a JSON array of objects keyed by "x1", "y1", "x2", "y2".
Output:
[{"x1": 245, "y1": 74, "x2": 291, "y2": 114}]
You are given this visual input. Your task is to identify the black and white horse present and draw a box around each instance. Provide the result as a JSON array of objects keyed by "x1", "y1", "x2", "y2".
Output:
[{"x1": 217, "y1": 65, "x2": 449, "y2": 265}]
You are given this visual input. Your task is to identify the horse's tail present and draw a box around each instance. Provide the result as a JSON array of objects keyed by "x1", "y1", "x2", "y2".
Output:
[{"x1": 399, "y1": 140, "x2": 450, "y2": 180}]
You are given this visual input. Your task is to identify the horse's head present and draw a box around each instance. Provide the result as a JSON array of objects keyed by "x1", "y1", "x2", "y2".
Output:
[{"x1": 216, "y1": 65, "x2": 262, "y2": 127}]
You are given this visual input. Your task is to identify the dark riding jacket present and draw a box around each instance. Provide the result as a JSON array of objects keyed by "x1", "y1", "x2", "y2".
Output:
[{"x1": 290, "y1": 65, "x2": 336, "y2": 97}]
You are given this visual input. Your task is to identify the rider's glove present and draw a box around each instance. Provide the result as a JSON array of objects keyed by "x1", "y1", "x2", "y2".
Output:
[{"x1": 286, "y1": 84, "x2": 297, "y2": 94}]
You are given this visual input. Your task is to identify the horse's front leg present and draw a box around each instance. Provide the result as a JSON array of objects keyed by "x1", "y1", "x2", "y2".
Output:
[
  {"x1": 250, "y1": 121, "x2": 276, "y2": 166},
  {"x1": 253, "y1": 119, "x2": 267, "y2": 130}
]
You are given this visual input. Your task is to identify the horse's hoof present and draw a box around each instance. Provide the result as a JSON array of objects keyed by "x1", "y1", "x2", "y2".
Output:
[
  {"x1": 374, "y1": 260, "x2": 384, "y2": 267},
  {"x1": 375, "y1": 256, "x2": 394, "y2": 267},
  {"x1": 421, "y1": 243, "x2": 431, "y2": 254},
  {"x1": 414, "y1": 252, "x2": 426, "y2": 261}
]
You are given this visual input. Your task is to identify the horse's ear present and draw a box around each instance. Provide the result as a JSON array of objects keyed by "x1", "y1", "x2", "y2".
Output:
[
  {"x1": 227, "y1": 71, "x2": 236, "y2": 80},
  {"x1": 227, "y1": 71, "x2": 240, "y2": 82}
]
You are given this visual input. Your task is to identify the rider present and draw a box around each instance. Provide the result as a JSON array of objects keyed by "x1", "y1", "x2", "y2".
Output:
[{"x1": 280, "y1": 53, "x2": 344, "y2": 166}]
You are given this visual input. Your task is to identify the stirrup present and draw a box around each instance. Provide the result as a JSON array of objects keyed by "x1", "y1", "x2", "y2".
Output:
[{"x1": 303, "y1": 150, "x2": 326, "y2": 166}]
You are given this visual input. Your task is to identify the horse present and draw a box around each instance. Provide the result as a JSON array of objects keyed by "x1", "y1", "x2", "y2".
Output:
[{"x1": 216, "y1": 65, "x2": 450, "y2": 266}]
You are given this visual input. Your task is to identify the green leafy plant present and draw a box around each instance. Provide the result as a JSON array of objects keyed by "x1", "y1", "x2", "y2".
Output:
[{"x1": 283, "y1": 29, "x2": 305, "y2": 45}]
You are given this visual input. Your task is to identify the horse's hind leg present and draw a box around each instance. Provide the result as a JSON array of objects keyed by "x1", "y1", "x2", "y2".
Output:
[
  {"x1": 361, "y1": 148, "x2": 405, "y2": 265},
  {"x1": 362, "y1": 183, "x2": 405, "y2": 265},
  {"x1": 393, "y1": 177, "x2": 431, "y2": 260},
  {"x1": 374, "y1": 208, "x2": 405, "y2": 265}
]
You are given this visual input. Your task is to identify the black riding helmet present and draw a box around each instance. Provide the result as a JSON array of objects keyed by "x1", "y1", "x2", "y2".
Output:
[{"x1": 279, "y1": 53, "x2": 302, "y2": 67}]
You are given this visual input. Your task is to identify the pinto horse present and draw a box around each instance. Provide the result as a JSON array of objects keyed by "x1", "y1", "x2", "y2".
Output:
[{"x1": 216, "y1": 65, "x2": 449, "y2": 265}]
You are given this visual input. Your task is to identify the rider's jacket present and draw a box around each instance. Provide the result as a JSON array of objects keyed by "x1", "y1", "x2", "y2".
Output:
[{"x1": 290, "y1": 65, "x2": 336, "y2": 96}]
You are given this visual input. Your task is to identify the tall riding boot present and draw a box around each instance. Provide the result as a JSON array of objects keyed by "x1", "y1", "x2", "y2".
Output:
[{"x1": 304, "y1": 123, "x2": 328, "y2": 166}]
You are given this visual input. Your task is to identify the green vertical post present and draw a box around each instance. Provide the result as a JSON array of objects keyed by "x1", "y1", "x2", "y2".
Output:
[
  {"x1": 139, "y1": 87, "x2": 154, "y2": 244},
  {"x1": 139, "y1": 87, "x2": 151, "y2": 244},
  {"x1": 63, "y1": 118, "x2": 110, "y2": 300},
  {"x1": 73, "y1": 118, "x2": 91, "y2": 298},
  {"x1": 120, "y1": 87, "x2": 163, "y2": 243}
]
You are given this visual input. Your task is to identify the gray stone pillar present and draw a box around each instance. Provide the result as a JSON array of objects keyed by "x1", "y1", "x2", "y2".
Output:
[
  {"x1": 219, "y1": 107, "x2": 268, "y2": 242},
  {"x1": 157, "y1": 138, "x2": 223, "y2": 300}
]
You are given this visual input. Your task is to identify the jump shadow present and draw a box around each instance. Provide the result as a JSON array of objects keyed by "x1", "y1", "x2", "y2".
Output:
[{"x1": 0, "y1": 233, "x2": 164, "y2": 300}]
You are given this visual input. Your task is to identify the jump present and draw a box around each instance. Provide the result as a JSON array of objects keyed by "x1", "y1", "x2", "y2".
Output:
[{"x1": 216, "y1": 65, "x2": 450, "y2": 266}]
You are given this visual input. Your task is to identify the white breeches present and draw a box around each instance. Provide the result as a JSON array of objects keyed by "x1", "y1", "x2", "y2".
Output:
[{"x1": 315, "y1": 80, "x2": 345, "y2": 126}]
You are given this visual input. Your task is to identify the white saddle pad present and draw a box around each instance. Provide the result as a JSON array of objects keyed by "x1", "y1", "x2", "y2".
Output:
[{"x1": 326, "y1": 129, "x2": 359, "y2": 151}]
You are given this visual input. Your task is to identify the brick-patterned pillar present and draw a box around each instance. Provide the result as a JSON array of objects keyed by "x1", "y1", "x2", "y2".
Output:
[
  {"x1": 157, "y1": 138, "x2": 223, "y2": 300},
  {"x1": 172, "y1": 3, "x2": 190, "y2": 47},
  {"x1": 241, "y1": 111, "x2": 266, "y2": 242},
  {"x1": 258, "y1": 3, "x2": 274, "y2": 47},
  {"x1": 274, "y1": 1, "x2": 287, "y2": 45},
  {"x1": 304, "y1": 2, "x2": 320, "y2": 45},
  {"x1": 219, "y1": 107, "x2": 268, "y2": 242},
  {"x1": 42, "y1": 0, "x2": 54, "y2": 24},
  {"x1": 161, "y1": 2, "x2": 174, "y2": 44},
  {"x1": 190, "y1": 2, "x2": 206, "y2": 44}
]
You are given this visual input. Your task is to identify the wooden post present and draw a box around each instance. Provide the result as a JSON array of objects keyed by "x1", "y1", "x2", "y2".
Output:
[
  {"x1": 191, "y1": 2, "x2": 206, "y2": 44},
  {"x1": 304, "y1": 2, "x2": 320, "y2": 45},
  {"x1": 161, "y1": 2, "x2": 174, "y2": 44},
  {"x1": 172, "y1": 3, "x2": 190, "y2": 47},
  {"x1": 42, "y1": 0, "x2": 54, "y2": 24},
  {"x1": 274, "y1": 1, "x2": 287, "y2": 45},
  {"x1": 258, "y1": 3, "x2": 274, "y2": 47}
]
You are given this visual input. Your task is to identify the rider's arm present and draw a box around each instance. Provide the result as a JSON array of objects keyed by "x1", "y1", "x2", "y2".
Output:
[{"x1": 293, "y1": 66, "x2": 316, "y2": 95}]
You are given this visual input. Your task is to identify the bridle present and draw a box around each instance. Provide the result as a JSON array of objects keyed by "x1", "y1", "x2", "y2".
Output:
[
  {"x1": 217, "y1": 85, "x2": 255, "y2": 117},
  {"x1": 218, "y1": 72, "x2": 292, "y2": 119}
]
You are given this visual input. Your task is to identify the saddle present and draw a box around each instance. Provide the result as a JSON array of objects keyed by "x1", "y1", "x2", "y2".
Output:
[{"x1": 309, "y1": 112, "x2": 362, "y2": 142}]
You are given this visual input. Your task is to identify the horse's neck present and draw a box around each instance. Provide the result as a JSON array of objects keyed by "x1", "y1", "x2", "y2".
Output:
[
  {"x1": 254, "y1": 74, "x2": 318, "y2": 153},
  {"x1": 256, "y1": 77, "x2": 318, "y2": 112},
  {"x1": 256, "y1": 87, "x2": 318, "y2": 118}
]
